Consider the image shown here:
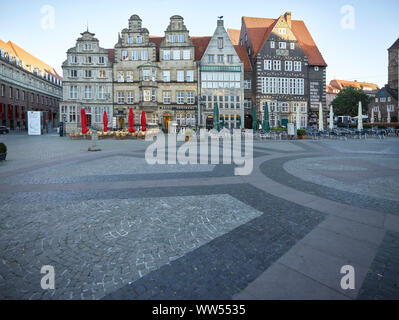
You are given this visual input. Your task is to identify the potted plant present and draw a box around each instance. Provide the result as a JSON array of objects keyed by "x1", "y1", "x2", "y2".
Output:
[
  {"x1": 0, "y1": 142, "x2": 7, "y2": 161},
  {"x1": 297, "y1": 129, "x2": 307, "y2": 140}
]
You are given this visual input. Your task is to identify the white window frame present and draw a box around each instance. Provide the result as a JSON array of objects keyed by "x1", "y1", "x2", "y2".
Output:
[
  {"x1": 177, "y1": 70, "x2": 184, "y2": 82},
  {"x1": 163, "y1": 70, "x2": 170, "y2": 82},
  {"x1": 163, "y1": 50, "x2": 171, "y2": 60},
  {"x1": 163, "y1": 91, "x2": 171, "y2": 104},
  {"x1": 186, "y1": 70, "x2": 194, "y2": 82},
  {"x1": 177, "y1": 91, "x2": 185, "y2": 104},
  {"x1": 183, "y1": 50, "x2": 190, "y2": 60},
  {"x1": 264, "y1": 60, "x2": 272, "y2": 70},
  {"x1": 173, "y1": 50, "x2": 181, "y2": 60}
]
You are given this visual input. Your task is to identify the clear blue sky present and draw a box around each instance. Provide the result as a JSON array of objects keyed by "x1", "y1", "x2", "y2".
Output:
[{"x1": 1, "y1": 0, "x2": 398, "y2": 87}]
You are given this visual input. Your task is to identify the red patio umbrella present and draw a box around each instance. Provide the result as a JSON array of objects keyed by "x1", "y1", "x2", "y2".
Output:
[
  {"x1": 128, "y1": 108, "x2": 135, "y2": 133},
  {"x1": 141, "y1": 111, "x2": 146, "y2": 132},
  {"x1": 103, "y1": 111, "x2": 108, "y2": 132},
  {"x1": 81, "y1": 108, "x2": 89, "y2": 134}
]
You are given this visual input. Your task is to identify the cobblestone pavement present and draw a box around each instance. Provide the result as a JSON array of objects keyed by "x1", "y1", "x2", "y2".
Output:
[{"x1": 0, "y1": 133, "x2": 398, "y2": 300}]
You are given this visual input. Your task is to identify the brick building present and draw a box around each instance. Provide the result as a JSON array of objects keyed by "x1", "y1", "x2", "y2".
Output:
[
  {"x1": 0, "y1": 40, "x2": 62, "y2": 131},
  {"x1": 368, "y1": 85, "x2": 398, "y2": 123},
  {"x1": 236, "y1": 12, "x2": 327, "y2": 128}
]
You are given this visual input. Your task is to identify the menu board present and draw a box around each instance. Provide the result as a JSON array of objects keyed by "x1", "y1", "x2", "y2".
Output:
[
  {"x1": 28, "y1": 111, "x2": 41, "y2": 136},
  {"x1": 310, "y1": 81, "x2": 322, "y2": 108}
]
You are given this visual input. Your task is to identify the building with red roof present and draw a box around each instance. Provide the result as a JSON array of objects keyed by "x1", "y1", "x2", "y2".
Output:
[
  {"x1": 238, "y1": 12, "x2": 327, "y2": 128},
  {"x1": 0, "y1": 40, "x2": 62, "y2": 130}
]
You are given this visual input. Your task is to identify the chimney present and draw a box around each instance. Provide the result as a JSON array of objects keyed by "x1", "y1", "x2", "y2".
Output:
[{"x1": 284, "y1": 12, "x2": 292, "y2": 28}]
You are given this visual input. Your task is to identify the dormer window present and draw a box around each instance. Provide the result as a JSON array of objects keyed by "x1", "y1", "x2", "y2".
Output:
[
  {"x1": 270, "y1": 41, "x2": 275, "y2": 49},
  {"x1": 168, "y1": 35, "x2": 176, "y2": 43},
  {"x1": 84, "y1": 43, "x2": 92, "y2": 51},
  {"x1": 278, "y1": 28, "x2": 287, "y2": 35},
  {"x1": 137, "y1": 36, "x2": 143, "y2": 44}
]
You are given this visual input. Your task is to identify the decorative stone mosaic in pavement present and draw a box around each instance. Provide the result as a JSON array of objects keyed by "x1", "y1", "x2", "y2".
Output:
[
  {"x1": 0, "y1": 194, "x2": 263, "y2": 299},
  {"x1": 284, "y1": 155, "x2": 399, "y2": 202},
  {"x1": 261, "y1": 155, "x2": 399, "y2": 216}
]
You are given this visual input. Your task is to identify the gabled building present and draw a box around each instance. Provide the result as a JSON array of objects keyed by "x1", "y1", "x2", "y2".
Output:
[
  {"x1": 198, "y1": 18, "x2": 245, "y2": 129},
  {"x1": 238, "y1": 12, "x2": 327, "y2": 128},
  {"x1": 60, "y1": 30, "x2": 113, "y2": 133},
  {"x1": 113, "y1": 15, "x2": 158, "y2": 129},
  {"x1": 157, "y1": 15, "x2": 197, "y2": 130}
]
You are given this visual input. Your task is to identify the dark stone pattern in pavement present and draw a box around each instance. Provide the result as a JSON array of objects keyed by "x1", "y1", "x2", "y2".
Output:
[
  {"x1": 358, "y1": 231, "x2": 399, "y2": 300},
  {"x1": 260, "y1": 156, "x2": 399, "y2": 216},
  {"x1": 102, "y1": 184, "x2": 326, "y2": 300}
]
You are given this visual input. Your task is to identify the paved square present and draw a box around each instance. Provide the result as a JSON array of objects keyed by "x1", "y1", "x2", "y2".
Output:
[{"x1": 0, "y1": 133, "x2": 398, "y2": 300}]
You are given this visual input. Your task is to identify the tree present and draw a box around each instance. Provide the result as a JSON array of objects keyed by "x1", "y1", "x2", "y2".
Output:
[{"x1": 331, "y1": 86, "x2": 371, "y2": 117}]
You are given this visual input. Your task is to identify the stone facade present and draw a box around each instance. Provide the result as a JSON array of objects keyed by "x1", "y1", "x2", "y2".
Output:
[
  {"x1": 0, "y1": 42, "x2": 62, "y2": 131},
  {"x1": 388, "y1": 38, "x2": 399, "y2": 90},
  {"x1": 158, "y1": 16, "x2": 197, "y2": 130},
  {"x1": 239, "y1": 12, "x2": 327, "y2": 128},
  {"x1": 198, "y1": 18, "x2": 244, "y2": 130},
  {"x1": 113, "y1": 15, "x2": 158, "y2": 130},
  {"x1": 60, "y1": 30, "x2": 113, "y2": 133}
]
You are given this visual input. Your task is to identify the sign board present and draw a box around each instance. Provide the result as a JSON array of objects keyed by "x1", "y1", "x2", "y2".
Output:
[
  {"x1": 28, "y1": 111, "x2": 42, "y2": 136},
  {"x1": 276, "y1": 49, "x2": 289, "y2": 56},
  {"x1": 310, "y1": 81, "x2": 322, "y2": 105},
  {"x1": 287, "y1": 123, "x2": 295, "y2": 135}
]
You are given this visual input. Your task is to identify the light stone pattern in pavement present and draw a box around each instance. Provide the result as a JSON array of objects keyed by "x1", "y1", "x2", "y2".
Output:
[
  {"x1": 283, "y1": 155, "x2": 399, "y2": 202},
  {"x1": 0, "y1": 194, "x2": 262, "y2": 300}
]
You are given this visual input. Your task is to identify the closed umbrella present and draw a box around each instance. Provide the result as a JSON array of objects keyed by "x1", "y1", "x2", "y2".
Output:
[
  {"x1": 329, "y1": 106, "x2": 334, "y2": 131},
  {"x1": 103, "y1": 111, "x2": 108, "y2": 132},
  {"x1": 213, "y1": 103, "x2": 220, "y2": 132},
  {"x1": 318, "y1": 103, "x2": 324, "y2": 131},
  {"x1": 221, "y1": 115, "x2": 225, "y2": 129},
  {"x1": 81, "y1": 108, "x2": 89, "y2": 134},
  {"x1": 371, "y1": 109, "x2": 375, "y2": 124},
  {"x1": 262, "y1": 102, "x2": 270, "y2": 131},
  {"x1": 358, "y1": 101, "x2": 363, "y2": 130},
  {"x1": 141, "y1": 111, "x2": 146, "y2": 132},
  {"x1": 252, "y1": 107, "x2": 257, "y2": 133},
  {"x1": 128, "y1": 109, "x2": 135, "y2": 133}
]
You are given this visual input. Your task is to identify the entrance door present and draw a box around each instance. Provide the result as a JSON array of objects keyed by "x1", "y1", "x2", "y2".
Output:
[
  {"x1": 86, "y1": 115, "x2": 92, "y2": 128},
  {"x1": 206, "y1": 117, "x2": 213, "y2": 130},
  {"x1": 245, "y1": 115, "x2": 253, "y2": 129},
  {"x1": 163, "y1": 115, "x2": 172, "y2": 132}
]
